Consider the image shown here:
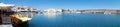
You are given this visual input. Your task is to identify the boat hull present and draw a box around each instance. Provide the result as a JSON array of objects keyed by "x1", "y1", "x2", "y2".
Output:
[{"x1": 11, "y1": 17, "x2": 29, "y2": 25}]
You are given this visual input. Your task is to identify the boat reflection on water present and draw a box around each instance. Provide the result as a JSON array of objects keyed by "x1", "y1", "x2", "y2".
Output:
[{"x1": 12, "y1": 12, "x2": 38, "y2": 27}]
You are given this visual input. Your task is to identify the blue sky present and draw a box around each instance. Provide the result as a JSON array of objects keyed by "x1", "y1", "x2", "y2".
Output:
[{"x1": 1, "y1": 0, "x2": 120, "y2": 10}]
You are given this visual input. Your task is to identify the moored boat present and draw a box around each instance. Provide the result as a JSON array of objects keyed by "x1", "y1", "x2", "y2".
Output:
[{"x1": 10, "y1": 14, "x2": 32, "y2": 25}]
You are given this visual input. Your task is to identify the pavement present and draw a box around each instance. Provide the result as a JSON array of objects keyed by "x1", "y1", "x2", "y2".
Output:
[{"x1": 0, "y1": 24, "x2": 13, "y2": 27}]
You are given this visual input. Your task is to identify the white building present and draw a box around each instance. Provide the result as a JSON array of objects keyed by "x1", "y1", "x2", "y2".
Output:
[
  {"x1": 0, "y1": 2, "x2": 14, "y2": 7},
  {"x1": 44, "y1": 8, "x2": 62, "y2": 13},
  {"x1": 43, "y1": 8, "x2": 62, "y2": 18},
  {"x1": 13, "y1": 6, "x2": 38, "y2": 12}
]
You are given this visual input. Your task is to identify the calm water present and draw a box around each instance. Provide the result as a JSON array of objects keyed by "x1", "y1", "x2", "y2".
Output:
[{"x1": 26, "y1": 13, "x2": 120, "y2": 27}]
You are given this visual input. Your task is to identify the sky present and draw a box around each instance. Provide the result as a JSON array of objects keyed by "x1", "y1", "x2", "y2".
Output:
[{"x1": 0, "y1": 0, "x2": 120, "y2": 10}]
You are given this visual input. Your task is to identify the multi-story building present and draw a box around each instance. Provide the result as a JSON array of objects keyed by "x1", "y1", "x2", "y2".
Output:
[
  {"x1": 44, "y1": 8, "x2": 62, "y2": 13},
  {"x1": 0, "y1": 2, "x2": 14, "y2": 7},
  {"x1": 0, "y1": 2, "x2": 14, "y2": 24},
  {"x1": 13, "y1": 6, "x2": 38, "y2": 12},
  {"x1": 62, "y1": 9, "x2": 120, "y2": 14}
]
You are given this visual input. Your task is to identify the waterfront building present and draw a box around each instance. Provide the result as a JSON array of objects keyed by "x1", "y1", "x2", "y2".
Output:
[
  {"x1": 13, "y1": 6, "x2": 38, "y2": 12},
  {"x1": 62, "y1": 9, "x2": 72, "y2": 13},
  {"x1": 43, "y1": 8, "x2": 62, "y2": 18},
  {"x1": 62, "y1": 9, "x2": 82, "y2": 13},
  {"x1": 0, "y1": 2, "x2": 14, "y2": 11},
  {"x1": 61, "y1": 9, "x2": 120, "y2": 14},
  {"x1": 116, "y1": 10, "x2": 120, "y2": 14},
  {"x1": 44, "y1": 8, "x2": 62, "y2": 13},
  {"x1": 0, "y1": 2, "x2": 14, "y2": 7},
  {"x1": 0, "y1": 2, "x2": 14, "y2": 24},
  {"x1": 104, "y1": 10, "x2": 118, "y2": 14}
]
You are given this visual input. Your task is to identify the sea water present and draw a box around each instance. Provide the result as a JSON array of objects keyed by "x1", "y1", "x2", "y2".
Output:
[{"x1": 28, "y1": 13, "x2": 120, "y2": 27}]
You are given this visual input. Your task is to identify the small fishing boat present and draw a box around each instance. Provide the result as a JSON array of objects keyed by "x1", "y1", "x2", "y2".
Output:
[{"x1": 10, "y1": 14, "x2": 32, "y2": 25}]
